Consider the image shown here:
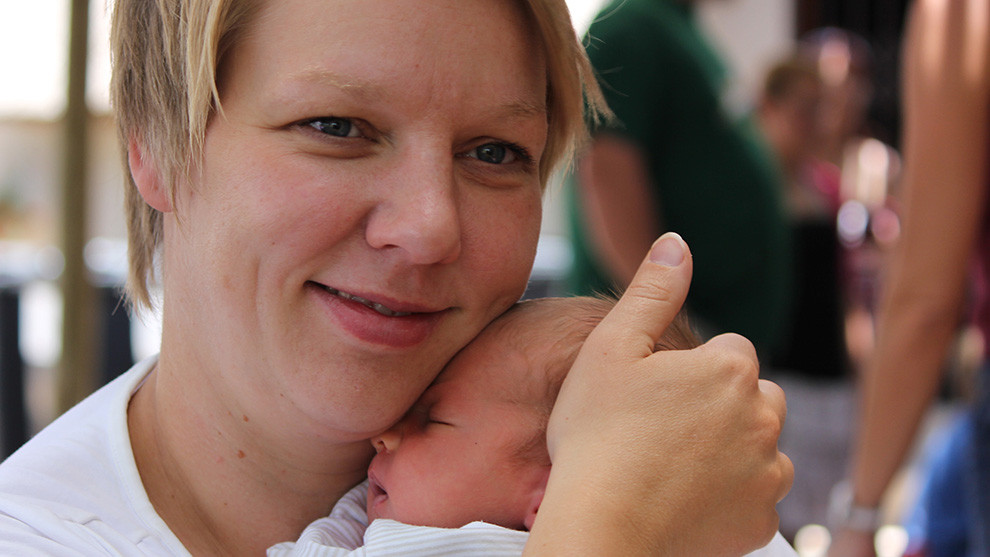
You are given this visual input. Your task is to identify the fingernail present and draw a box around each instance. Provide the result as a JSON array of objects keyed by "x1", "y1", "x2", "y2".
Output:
[{"x1": 650, "y1": 233, "x2": 684, "y2": 266}]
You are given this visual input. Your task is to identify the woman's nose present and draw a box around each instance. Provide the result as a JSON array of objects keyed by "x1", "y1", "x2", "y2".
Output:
[
  {"x1": 364, "y1": 153, "x2": 462, "y2": 265},
  {"x1": 372, "y1": 427, "x2": 401, "y2": 454}
]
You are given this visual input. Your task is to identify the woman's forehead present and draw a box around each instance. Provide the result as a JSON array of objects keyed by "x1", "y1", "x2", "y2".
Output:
[
  {"x1": 227, "y1": 0, "x2": 548, "y2": 125},
  {"x1": 240, "y1": 0, "x2": 546, "y2": 80}
]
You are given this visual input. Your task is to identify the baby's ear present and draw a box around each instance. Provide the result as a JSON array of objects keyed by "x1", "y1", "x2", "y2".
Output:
[
  {"x1": 523, "y1": 467, "x2": 551, "y2": 531},
  {"x1": 128, "y1": 136, "x2": 173, "y2": 213}
]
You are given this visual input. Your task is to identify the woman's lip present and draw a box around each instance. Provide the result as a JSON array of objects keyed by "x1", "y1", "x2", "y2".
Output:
[
  {"x1": 308, "y1": 282, "x2": 446, "y2": 315},
  {"x1": 308, "y1": 282, "x2": 449, "y2": 348}
]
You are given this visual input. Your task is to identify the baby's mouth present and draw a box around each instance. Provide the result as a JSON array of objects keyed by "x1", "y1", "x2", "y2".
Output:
[
  {"x1": 369, "y1": 478, "x2": 387, "y2": 499},
  {"x1": 367, "y1": 473, "x2": 390, "y2": 510},
  {"x1": 318, "y1": 285, "x2": 412, "y2": 317}
]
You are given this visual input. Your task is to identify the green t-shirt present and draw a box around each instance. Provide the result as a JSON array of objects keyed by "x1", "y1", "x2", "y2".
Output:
[{"x1": 566, "y1": 0, "x2": 792, "y2": 355}]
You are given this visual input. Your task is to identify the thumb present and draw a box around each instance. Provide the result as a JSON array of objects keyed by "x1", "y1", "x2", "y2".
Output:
[{"x1": 591, "y1": 232, "x2": 693, "y2": 358}]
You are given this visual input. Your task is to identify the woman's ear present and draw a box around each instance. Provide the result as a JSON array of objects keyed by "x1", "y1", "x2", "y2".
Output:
[
  {"x1": 523, "y1": 467, "x2": 550, "y2": 531},
  {"x1": 128, "y1": 137, "x2": 173, "y2": 213}
]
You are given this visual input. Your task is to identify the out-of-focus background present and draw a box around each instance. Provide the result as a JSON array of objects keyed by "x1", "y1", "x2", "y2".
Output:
[{"x1": 1, "y1": 1, "x2": 961, "y2": 555}]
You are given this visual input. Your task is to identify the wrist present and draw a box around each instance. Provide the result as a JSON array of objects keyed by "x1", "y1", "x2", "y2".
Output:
[
  {"x1": 530, "y1": 464, "x2": 667, "y2": 556},
  {"x1": 828, "y1": 480, "x2": 883, "y2": 533}
]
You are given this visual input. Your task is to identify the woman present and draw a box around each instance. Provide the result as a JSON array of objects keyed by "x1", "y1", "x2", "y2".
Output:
[{"x1": 0, "y1": 0, "x2": 792, "y2": 554}]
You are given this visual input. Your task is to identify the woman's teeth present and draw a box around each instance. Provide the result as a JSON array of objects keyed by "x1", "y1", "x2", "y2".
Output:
[{"x1": 325, "y1": 287, "x2": 412, "y2": 317}]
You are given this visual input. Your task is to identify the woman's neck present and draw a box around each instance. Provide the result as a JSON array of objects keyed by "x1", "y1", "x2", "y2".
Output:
[{"x1": 127, "y1": 358, "x2": 373, "y2": 555}]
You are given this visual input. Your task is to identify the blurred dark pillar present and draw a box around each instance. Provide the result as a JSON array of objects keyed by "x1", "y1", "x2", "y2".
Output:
[
  {"x1": 796, "y1": 0, "x2": 910, "y2": 41},
  {"x1": 0, "y1": 288, "x2": 27, "y2": 458},
  {"x1": 99, "y1": 286, "x2": 134, "y2": 386},
  {"x1": 796, "y1": 0, "x2": 911, "y2": 147},
  {"x1": 58, "y1": 0, "x2": 98, "y2": 412}
]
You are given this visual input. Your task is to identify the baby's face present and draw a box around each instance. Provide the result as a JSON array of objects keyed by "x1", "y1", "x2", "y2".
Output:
[{"x1": 366, "y1": 322, "x2": 549, "y2": 530}]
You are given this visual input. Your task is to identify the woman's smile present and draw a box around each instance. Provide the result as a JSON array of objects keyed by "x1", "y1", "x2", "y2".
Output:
[
  {"x1": 307, "y1": 281, "x2": 450, "y2": 349},
  {"x1": 317, "y1": 286, "x2": 413, "y2": 317}
]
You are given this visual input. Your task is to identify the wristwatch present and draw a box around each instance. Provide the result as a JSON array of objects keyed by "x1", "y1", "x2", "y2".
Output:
[{"x1": 827, "y1": 481, "x2": 883, "y2": 532}]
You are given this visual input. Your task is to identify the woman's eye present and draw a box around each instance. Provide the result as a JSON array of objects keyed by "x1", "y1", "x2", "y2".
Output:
[
  {"x1": 475, "y1": 143, "x2": 510, "y2": 164},
  {"x1": 467, "y1": 142, "x2": 531, "y2": 165},
  {"x1": 307, "y1": 117, "x2": 358, "y2": 138}
]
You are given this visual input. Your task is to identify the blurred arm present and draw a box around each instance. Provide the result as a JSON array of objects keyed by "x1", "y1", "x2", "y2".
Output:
[
  {"x1": 576, "y1": 133, "x2": 663, "y2": 288},
  {"x1": 833, "y1": 1, "x2": 990, "y2": 554}
]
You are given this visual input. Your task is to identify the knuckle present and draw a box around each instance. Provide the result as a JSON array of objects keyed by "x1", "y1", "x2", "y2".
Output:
[
  {"x1": 623, "y1": 277, "x2": 679, "y2": 307},
  {"x1": 702, "y1": 334, "x2": 759, "y2": 379},
  {"x1": 755, "y1": 511, "x2": 781, "y2": 548},
  {"x1": 763, "y1": 401, "x2": 784, "y2": 432},
  {"x1": 755, "y1": 412, "x2": 781, "y2": 447},
  {"x1": 779, "y1": 453, "x2": 795, "y2": 492}
]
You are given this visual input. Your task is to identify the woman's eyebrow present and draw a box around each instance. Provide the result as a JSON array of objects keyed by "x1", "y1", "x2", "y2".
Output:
[
  {"x1": 284, "y1": 68, "x2": 546, "y2": 119},
  {"x1": 285, "y1": 68, "x2": 386, "y2": 101},
  {"x1": 498, "y1": 99, "x2": 546, "y2": 119}
]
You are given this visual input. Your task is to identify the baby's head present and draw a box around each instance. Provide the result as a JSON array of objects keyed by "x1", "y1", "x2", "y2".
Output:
[{"x1": 366, "y1": 296, "x2": 699, "y2": 531}]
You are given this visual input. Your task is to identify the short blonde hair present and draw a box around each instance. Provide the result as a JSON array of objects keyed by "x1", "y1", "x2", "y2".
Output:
[{"x1": 110, "y1": 0, "x2": 609, "y2": 310}]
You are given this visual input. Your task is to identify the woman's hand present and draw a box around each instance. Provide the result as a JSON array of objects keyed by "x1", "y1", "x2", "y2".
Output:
[{"x1": 528, "y1": 233, "x2": 793, "y2": 556}]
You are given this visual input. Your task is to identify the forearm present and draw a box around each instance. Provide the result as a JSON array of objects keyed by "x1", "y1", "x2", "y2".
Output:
[
  {"x1": 847, "y1": 0, "x2": 990, "y2": 509},
  {"x1": 576, "y1": 134, "x2": 661, "y2": 287},
  {"x1": 525, "y1": 458, "x2": 665, "y2": 556},
  {"x1": 850, "y1": 295, "x2": 962, "y2": 506}
]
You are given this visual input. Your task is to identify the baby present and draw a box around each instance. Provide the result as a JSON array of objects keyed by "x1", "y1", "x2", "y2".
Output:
[
  {"x1": 366, "y1": 295, "x2": 681, "y2": 530},
  {"x1": 269, "y1": 296, "x2": 795, "y2": 556}
]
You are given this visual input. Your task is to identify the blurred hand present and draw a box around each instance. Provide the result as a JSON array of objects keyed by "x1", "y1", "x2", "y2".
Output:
[
  {"x1": 827, "y1": 528, "x2": 876, "y2": 557},
  {"x1": 533, "y1": 233, "x2": 793, "y2": 556}
]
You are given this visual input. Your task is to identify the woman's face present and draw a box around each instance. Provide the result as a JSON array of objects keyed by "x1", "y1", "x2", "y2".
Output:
[{"x1": 164, "y1": 0, "x2": 547, "y2": 439}]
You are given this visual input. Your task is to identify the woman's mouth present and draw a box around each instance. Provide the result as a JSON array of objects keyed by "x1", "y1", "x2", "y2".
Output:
[
  {"x1": 308, "y1": 282, "x2": 448, "y2": 348},
  {"x1": 322, "y1": 286, "x2": 412, "y2": 317}
]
